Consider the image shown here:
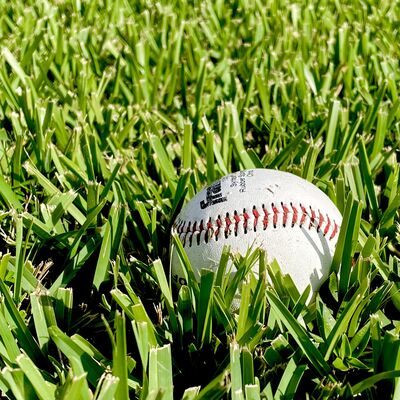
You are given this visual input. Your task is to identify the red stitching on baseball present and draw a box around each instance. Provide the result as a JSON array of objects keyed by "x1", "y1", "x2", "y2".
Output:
[
  {"x1": 185, "y1": 222, "x2": 191, "y2": 246},
  {"x1": 318, "y1": 211, "x2": 324, "y2": 232},
  {"x1": 309, "y1": 207, "x2": 316, "y2": 230},
  {"x1": 215, "y1": 215, "x2": 222, "y2": 240},
  {"x1": 324, "y1": 215, "x2": 331, "y2": 236},
  {"x1": 243, "y1": 209, "x2": 250, "y2": 234},
  {"x1": 173, "y1": 202, "x2": 340, "y2": 247},
  {"x1": 225, "y1": 213, "x2": 231, "y2": 238},
  {"x1": 272, "y1": 203, "x2": 279, "y2": 228},
  {"x1": 189, "y1": 221, "x2": 197, "y2": 246},
  {"x1": 197, "y1": 220, "x2": 204, "y2": 245},
  {"x1": 291, "y1": 202, "x2": 298, "y2": 227},
  {"x1": 205, "y1": 217, "x2": 213, "y2": 243},
  {"x1": 281, "y1": 202, "x2": 289, "y2": 227},
  {"x1": 300, "y1": 204, "x2": 307, "y2": 227},
  {"x1": 233, "y1": 210, "x2": 240, "y2": 236},
  {"x1": 330, "y1": 221, "x2": 339, "y2": 240},
  {"x1": 252, "y1": 206, "x2": 259, "y2": 232},
  {"x1": 262, "y1": 204, "x2": 269, "y2": 230}
]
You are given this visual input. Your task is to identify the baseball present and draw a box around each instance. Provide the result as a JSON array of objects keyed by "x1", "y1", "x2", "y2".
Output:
[{"x1": 171, "y1": 169, "x2": 342, "y2": 299}]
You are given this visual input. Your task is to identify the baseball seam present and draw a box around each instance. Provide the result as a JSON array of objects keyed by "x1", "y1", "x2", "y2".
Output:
[{"x1": 173, "y1": 202, "x2": 340, "y2": 248}]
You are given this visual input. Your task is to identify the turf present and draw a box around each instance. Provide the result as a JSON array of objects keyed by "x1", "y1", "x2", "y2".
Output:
[{"x1": 0, "y1": 0, "x2": 399, "y2": 398}]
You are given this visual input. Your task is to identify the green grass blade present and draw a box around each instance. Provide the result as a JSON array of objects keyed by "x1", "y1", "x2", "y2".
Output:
[
  {"x1": 197, "y1": 269, "x2": 215, "y2": 347},
  {"x1": 148, "y1": 345, "x2": 173, "y2": 400},
  {"x1": 324, "y1": 100, "x2": 341, "y2": 156},
  {"x1": 182, "y1": 386, "x2": 201, "y2": 400},
  {"x1": 0, "y1": 310, "x2": 21, "y2": 363},
  {"x1": 322, "y1": 288, "x2": 365, "y2": 361},
  {"x1": 16, "y1": 353, "x2": 56, "y2": 400},
  {"x1": 358, "y1": 139, "x2": 380, "y2": 221},
  {"x1": 113, "y1": 312, "x2": 129, "y2": 400},
  {"x1": 275, "y1": 358, "x2": 306, "y2": 399},
  {"x1": 48, "y1": 326, "x2": 104, "y2": 385},
  {"x1": 111, "y1": 289, "x2": 158, "y2": 347},
  {"x1": 93, "y1": 220, "x2": 112, "y2": 290},
  {"x1": 0, "y1": 280, "x2": 43, "y2": 364},
  {"x1": 95, "y1": 374, "x2": 119, "y2": 400},
  {"x1": 182, "y1": 121, "x2": 193, "y2": 170},
  {"x1": 152, "y1": 259, "x2": 178, "y2": 334},
  {"x1": 0, "y1": 174, "x2": 23, "y2": 211},
  {"x1": 57, "y1": 372, "x2": 91, "y2": 400},
  {"x1": 352, "y1": 370, "x2": 400, "y2": 395},
  {"x1": 265, "y1": 290, "x2": 330, "y2": 376},
  {"x1": 230, "y1": 342, "x2": 243, "y2": 400},
  {"x1": 13, "y1": 216, "x2": 25, "y2": 303}
]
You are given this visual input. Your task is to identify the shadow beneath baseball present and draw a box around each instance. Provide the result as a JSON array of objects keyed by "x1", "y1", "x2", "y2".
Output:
[{"x1": 299, "y1": 227, "x2": 332, "y2": 291}]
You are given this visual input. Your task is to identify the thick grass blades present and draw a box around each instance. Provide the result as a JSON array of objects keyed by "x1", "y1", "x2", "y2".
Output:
[
  {"x1": 0, "y1": 281, "x2": 44, "y2": 365},
  {"x1": 265, "y1": 290, "x2": 331, "y2": 377},
  {"x1": 0, "y1": 0, "x2": 399, "y2": 398},
  {"x1": 148, "y1": 345, "x2": 173, "y2": 400},
  {"x1": 15, "y1": 353, "x2": 56, "y2": 400}
]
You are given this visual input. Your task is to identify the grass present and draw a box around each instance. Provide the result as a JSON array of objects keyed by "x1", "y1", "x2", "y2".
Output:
[{"x1": 0, "y1": 0, "x2": 399, "y2": 398}]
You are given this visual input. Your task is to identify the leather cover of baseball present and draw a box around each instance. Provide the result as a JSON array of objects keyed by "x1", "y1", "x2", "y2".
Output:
[{"x1": 171, "y1": 169, "x2": 342, "y2": 297}]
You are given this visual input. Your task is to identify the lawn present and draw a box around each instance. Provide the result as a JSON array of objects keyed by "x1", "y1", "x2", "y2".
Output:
[{"x1": 0, "y1": 0, "x2": 399, "y2": 398}]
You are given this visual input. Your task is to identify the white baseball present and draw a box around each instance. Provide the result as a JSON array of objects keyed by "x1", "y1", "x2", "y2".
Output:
[{"x1": 171, "y1": 169, "x2": 342, "y2": 298}]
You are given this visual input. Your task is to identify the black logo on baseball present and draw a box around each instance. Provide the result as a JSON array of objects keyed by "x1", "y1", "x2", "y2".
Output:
[{"x1": 200, "y1": 181, "x2": 227, "y2": 209}]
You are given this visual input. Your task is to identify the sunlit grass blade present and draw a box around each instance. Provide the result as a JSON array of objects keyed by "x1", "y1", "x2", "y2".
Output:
[
  {"x1": 16, "y1": 353, "x2": 56, "y2": 400},
  {"x1": 0, "y1": 280, "x2": 44, "y2": 364},
  {"x1": 171, "y1": 234, "x2": 200, "y2": 297},
  {"x1": 48, "y1": 326, "x2": 104, "y2": 386},
  {"x1": 152, "y1": 258, "x2": 178, "y2": 334},
  {"x1": 113, "y1": 312, "x2": 129, "y2": 400},
  {"x1": 182, "y1": 386, "x2": 201, "y2": 400},
  {"x1": 132, "y1": 321, "x2": 150, "y2": 373},
  {"x1": 268, "y1": 129, "x2": 307, "y2": 169},
  {"x1": 245, "y1": 382, "x2": 261, "y2": 400},
  {"x1": 338, "y1": 198, "x2": 362, "y2": 299},
  {"x1": 57, "y1": 372, "x2": 91, "y2": 400},
  {"x1": 30, "y1": 292, "x2": 57, "y2": 352},
  {"x1": 93, "y1": 220, "x2": 112, "y2": 290},
  {"x1": 265, "y1": 290, "x2": 331, "y2": 376},
  {"x1": 358, "y1": 139, "x2": 380, "y2": 221},
  {"x1": 0, "y1": 253, "x2": 10, "y2": 281},
  {"x1": 182, "y1": 121, "x2": 193, "y2": 170},
  {"x1": 229, "y1": 103, "x2": 256, "y2": 170},
  {"x1": 148, "y1": 133, "x2": 177, "y2": 191},
  {"x1": 230, "y1": 341, "x2": 243, "y2": 400},
  {"x1": 0, "y1": 310, "x2": 21, "y2": 364},
  {"x1": 331, "y1": 192, "x2": 355, "y2": 274},
  {"x1": 0, "y1": 174, "x2": 23, "y2": 211},
  {"x1": 197, "y1": 269, "x2": 215, "y2": 347},
  {"x1": 274, "y1": 358, "x2": 306, "y2": 399},
  {"x1": 24, "y1": 161, "x2": 86, "y2": 225},
  {"x1": 0, "y1": 366, "x2": 33, "y2": 400},
  {"x1": 321, "y1": 287, "x2": 366, "y2": 361},
  {"x1": 2, "y1": 47, "x2": 28, "y2": 84},
  {"x1": 14, "y1": 216, "x2": 25, "y2": 303},
  {"x1": 148, "y1": 345, "x2": 173, "y2": 400},
  {"x1": 324, "y1": 100, "x2": 341, "y2": 156},
  {"x1": 111, "y1": 289, "x2": 158, "y2": 347},
  {"x1": 94, "y1": 374, "x2": 119, "y2": 400},
  {"x1": 302, "y1": 141, "x2": 320, "y2": 182},
  {"x1": 177, "y1": 285, "x2": 194, "y2": 339}
]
